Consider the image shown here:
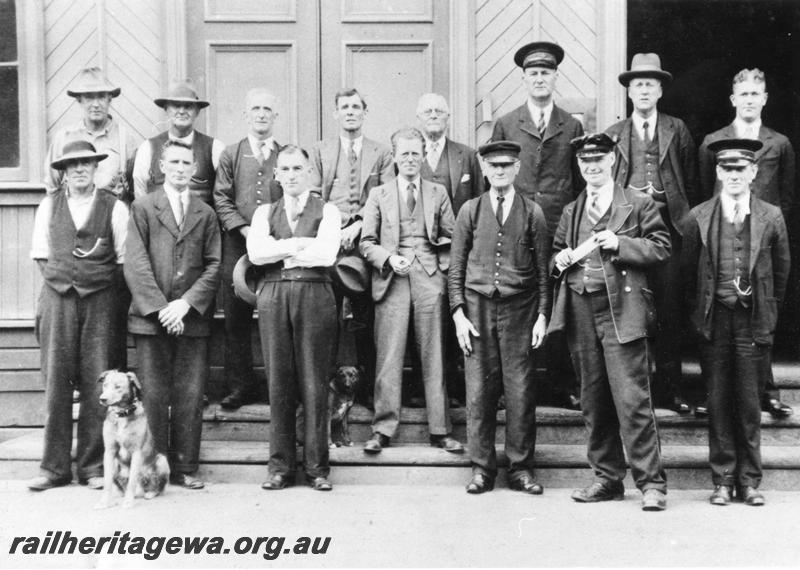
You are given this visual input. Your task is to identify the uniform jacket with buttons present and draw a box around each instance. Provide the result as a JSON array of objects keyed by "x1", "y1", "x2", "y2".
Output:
[
  {"x1": 548, "y1": 184, "x2": 671, "y2": 344},
  {"x1": 682, "y1": 194, "x2": 790, "y2": 345},
  {"x1": 125, "y1": 188, "x2": 221, "y2": 337}
]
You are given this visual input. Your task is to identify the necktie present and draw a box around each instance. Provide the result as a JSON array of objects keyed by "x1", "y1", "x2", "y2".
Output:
[
  {"x1": 177, "y1": 197, "x2": 186, "y2": 230},
  {"x1": 406, "y1": 182, "x2": 416, "y2": 212},
  {"x1": 732, "y1": 202, "x2": 744, "y2": 232},
  {"x1": 586, "y1": 191, "x2": 603, "y2": 227},
  {"x1": 290, "y1": 197, "x2": 301, "y2": 222},
  {"x1": 256, "y1": 140, "x2": 267, "y2": 162},
  {"x1": 496, "y1": 195, "x2": 505, "y2": 226},
  {"x1": 643, "y1": 121, "x2": 651, "y2": 144},
  {"x1": 537, "y1": 110, "x2": 546, "y2": 137},
  {"x1": 348, "y1": 140, "x2": 357, "y2": 164},
  {"x1": 427, "y1": 141, "x2": 439, "y2": 170}
]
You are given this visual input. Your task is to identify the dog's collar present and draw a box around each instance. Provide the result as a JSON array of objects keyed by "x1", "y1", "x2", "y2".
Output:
[{"x1": 112, "y1": 400, "x2": 139, "y2": 417}]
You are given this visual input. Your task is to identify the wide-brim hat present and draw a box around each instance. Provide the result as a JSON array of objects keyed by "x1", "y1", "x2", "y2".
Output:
[
  {"x1": 514, "y1": 41, "x2": 564, "y2": 69},
  {"x1": 618, "y1": 53, "x2": 673, "y2": 86},
  {"x1": 50, "y1": 140, "x2": 108, "y2": 170},
  {"x1": 232, "y1": 254, "x2": 261, "y2": 306},
  {"x1": 66, "y1": 67, "x2": 121, "y2": 98},
  {"x1": 331, "y1": 253, "x2": 370, "y2": 296},
  {"x1": 154, "y1": 79, "x2": 210, "y2": 109}
]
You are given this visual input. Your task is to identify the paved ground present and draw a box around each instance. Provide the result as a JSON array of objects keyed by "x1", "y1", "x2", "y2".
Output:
[{"x1": 1, "y1": 480, "x2": 799, "y2": 568}]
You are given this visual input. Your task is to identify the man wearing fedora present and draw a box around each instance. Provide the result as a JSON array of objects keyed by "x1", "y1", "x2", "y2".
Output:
[
  {"x1": 448, "y1": 140, "x2": 550, "y2": 495},
  {"x1": 550, "y1": 133, "x2": 670, "y2": 511},
  {"x1": 605, "y1": 53, "x2": 699, "y2": 414},
  {"x1": 44, "y1": 67, "x2": 138, "y2": 203},
  {"x1": 359, "y1": 127, "x2": 462, "y2": 455},
  {"x1": 491, "y1": 41, "x2": 585, "y2": 410},
  {"x1": 698, "y1": 69, "x2": 795, "y2": 419},
  {"x1": 683, "y1": 139, "x2": 790, "y2": 506},
  {"x1": 213, "y1": 88, "x2": 283, "y2": 410},
  {"x1": 133, "y1": 79, "x2": 225, "y2": 205},
  {"x1": 28, "y1": 141, "x2": 129, "y2": 491}
]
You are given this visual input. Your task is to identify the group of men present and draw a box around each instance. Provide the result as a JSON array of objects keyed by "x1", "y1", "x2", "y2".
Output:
[{"x1": 28, "y1": 34, "x2": 794, "y2": 510}]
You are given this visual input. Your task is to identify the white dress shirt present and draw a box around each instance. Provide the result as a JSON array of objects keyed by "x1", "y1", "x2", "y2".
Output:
[
  {"x1": 489, "y1": 187, "x2": 516, "y2": 224},
  {"x1": 527, "y1": 100, "x2": 553, "y2": 132},
  {"x1": 340, "y1": 135, "x2": 363, "y2": 159},
  {"x1": 632, "y1": 111, "x2": 658, "y2": 142},
  {"x1": 720, "y1": 191, "x2": 751, "y2": 223},
  {"x1": 585, "y1": 181, "x2": 615, "y2": 216},
  {"x1": 734, "y1": 118, "x2": 762, "y2": 140},
  {"x1": 248, "y1": 135, "x2": 275, "y2": 160},
  {"x1": 423, "y1": 136, "x2": 446, "y2": 169},
  {"x1": 397, "y1": 176, "x2": 421, "y2": 206},
  {"x1": 162, "y1": 182, "x2": 192, "y2": 227}
]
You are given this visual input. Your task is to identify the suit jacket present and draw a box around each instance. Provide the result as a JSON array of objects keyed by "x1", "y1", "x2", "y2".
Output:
[
  {"x1": 606, "y1": 113, "x2": 699, "y2": 236},
  {"x1": 359, "y1": 179, "x2": 455, "y2": 302},
  {"x1": 423, "y1": 137, "x2": 485, "y2": 215},
  {"x1": 548, "y1": 184, "x2": 671, "y2": 344},
  {"x1": 309, "y1": 136, "x2": 394, "y2": 225},
  {"x1": 125, "y1": 188, "x2": 221, "y2": 337},
  {"x1": 699, "y1": 123, "x2": 796, "y2": 218},
  {"x1": 682, "y1": 195, "x2": 790, "y2": 346},
  {"x1": 491, "y1": 103, "x2": 585, "y2": 237}
]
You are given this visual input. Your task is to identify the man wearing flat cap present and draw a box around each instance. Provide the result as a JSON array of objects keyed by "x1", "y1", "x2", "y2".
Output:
[
  {"x1": 448, "y1": 140, "x2": 550, "y2": 495},
  {"x1": 491, "y1": 41, "x2": 585, "y2": 410},
  {"x1": 605, "y1": 53, "x2": 699, "y2": 414},
  {"x1": 44, "y1": 67, "x2": 138, "y2": 203},
  {"x1": 133, "y1": 79, "x2": 225, "y2": 205},
  {"x1": 683, "y1": 139, "x2": 790, "y2": 507},
  {"x1": 550, "y1": 133, "x2": 671, "y2": 511},
  {"x1": 28, "y1": 140, "x2": 129, "y2": 492}
]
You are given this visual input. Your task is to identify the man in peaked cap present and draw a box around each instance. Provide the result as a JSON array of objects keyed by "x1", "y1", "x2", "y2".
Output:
[
  {"x1": 605, "y1": 53, "x2": 699, "y2": 415},
  {"x1": 448, "y1": 140, "x2": 550, "y2": 495},
  {"x1": 492, "y1": 41, "x2": 585, "y2": 411},
  {"x1": 44, "y1": 67, "x2": 138, "y2": 203},
  {"x1": 28, "y1": 140, "x2": 130, "y2": 492},
  {"x1": 133, "y1": 79, "x2": 225, "y2": 204},
  {"x1": 550, "y1": 133, "x2": 671, "y2": 511},
  {"x1": 683, "y1": 138, "x2": 790, "y2": 506}
]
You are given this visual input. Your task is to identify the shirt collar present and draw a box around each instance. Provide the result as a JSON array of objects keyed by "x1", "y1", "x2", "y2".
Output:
[
  {"x1": 489, "y1": 186, "x2": 516, "y2": 203},
  {"x1": 720, "y1": 191, "x2": 751, "y2": 221},
  {"x1": 66, "y1": 185, "x2": 97, "y2": 203},
  {"x1": 340, "y1": 135, "x2": 363, "y2": 156},
  {"x1": 398, "y1": 176, "x2": 421, "y2": 195},
  {"x1": 78, "y1": 115, "x2": 114, "y2": 137},
  {"x1": 285, "y1": 190, "x2": 310, "y2": 209},
  {"x1": 587, "y1": 181, "x2": 615, "y2": 199},
  {"x1": 248, "y1": 135, "x2": 274, "y2": 155},
  {"x1": 169, "y1": 130, "x2": 195, "y2": 145},
  {"x1": 632, "y1": 111, "x2": 658, "y2": 133},
  {"x1": 527, "y1": 100, "x2": 554, "y2": 126},
  {"x1": 734, "y1": 117, "x2": 762, "y2": 140},
  {"x1": 163, "y1": 182, "x2": 191, "y2": 206}
]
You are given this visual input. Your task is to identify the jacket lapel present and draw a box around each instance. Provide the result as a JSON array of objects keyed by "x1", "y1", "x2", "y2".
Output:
[
  {"x1": 755, "y1": 126, "x2": 774, "y2": 161},
  {"x1": 695, "y1": 198, "x2": 718, "y2": 272},
  {"x1": 749, "y1": 196, "x2": 767, "y2": 276},
  {"x1": 542, "y1": 105, "x2": 565, "y2": 143},
  {"x1": 421, "y1": 180, "x2": 436, "y2": 242},
  {"x1": 517, "y1": 104, "x2": 541, "y2": 140},
  {"x1": 154, "y1": 190, "x2": 180, "y2": 239},
  {"x1": 321, "y1": 138, "x2": 339, "y2": 195},
  {"x1": 616, "y1": 119, "x2": 633, "y2": 167},
  {"x1": 445, "y1": 138, "x2": 461, "y2": 197},
  {"x1": 606, "y1": 185, "x2": 634, "y2": 233},
  {"x1": 178, "y1": 197, "x2": 203, "y2": 242},
  {"x1": 569, "y1": 191, "x2": 588, "y2": 247},
  {"x1": 657, "y1": 113, "x2": 674, "y2": 165},
  {"x1": 360, "y1": 138, "x2": 379, "y2": 194},
  {"x1": 388, "y1": 180, "x2": 401, "y2": 247}
]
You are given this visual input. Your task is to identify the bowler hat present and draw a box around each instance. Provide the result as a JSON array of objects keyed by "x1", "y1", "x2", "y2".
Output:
[
  {"x1": 618, "y1": 53, "x2": 673, "y2": 86},
  {"x1": 514, "y1": 41, "x2": 564, "y2": 69},
  {"x1": 154, "y1": 79, "x2": 210, "y2": 109},
  {"x1": 232, "y1": 254, "x2": 261, "y2": 306},
  {"x1": 50, "y1": 140, "x2": 108, "y2": 170},
  {"x1": 331, "y1": 253, "x2": 370, "y2": 296},
  {"x1": 67, "y1": 67, "x2": 121, "y2": 98}
]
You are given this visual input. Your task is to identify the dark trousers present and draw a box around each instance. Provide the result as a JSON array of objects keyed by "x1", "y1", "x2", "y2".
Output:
[
  {"x1": 257, "y1": 280, "x2": 336, "y2": 478},
  {"x1": 701, "y1": 302, "x2": 768, "y2": 488},
  {"x1": 134, "y1": 333, "x2": 208, "y2": 474},
  {"x1": 37, "y1": 285, "x2": 121, "y2": 481},
  {"x1": 464, "y1": 289, "x2": 538, "y2": 477},
  {"x1": 566, "y1": 290, "x2": 666, "y2": 492},
  {"x1": 221, "y1": 232, "x2": 258, "y2": 396}
]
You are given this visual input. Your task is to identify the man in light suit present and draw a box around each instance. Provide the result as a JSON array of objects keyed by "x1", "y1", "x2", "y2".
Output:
[
  {"x1": 359, "y1": 127, "x2": 462, "y2": 454},
  {"x1": 698, "y1": 69, "x2": 795, "y2": 419}
]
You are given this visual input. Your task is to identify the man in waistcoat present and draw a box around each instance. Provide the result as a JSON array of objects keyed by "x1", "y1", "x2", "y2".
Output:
[
  {"x1": 133, "y1": 79, "x2": 225, "y2": 205},
  {"x1": 698, "y1": 69, "x2": 795, "y2": 419},
  {"x1": 359, "y1": 127, "x2": 463, "y2": 454},
  {"x1": 550, "y1": 133, "x2": 670, "y2": 511},
  {"x1": 448, "y1": 140, "x2": 550, "y2": 495},
  {"x1": 248, "y1": 145, "x2": 340, "y2": 491},
  {"x1": 125, "y1": 140, "x2": 221, "y2": 490},
  {"x1": 28, "y1": 140, "x2": 129, "y2": 491},
  {"x1": 684, "y1": 138, "x2": 790, "y2": 506},
  {"x1": 605, "y1": 53, "x2": 699, "y2": 414},
  {"x1": 213, "y1": 88, "x2": 283, "y2": 410}
]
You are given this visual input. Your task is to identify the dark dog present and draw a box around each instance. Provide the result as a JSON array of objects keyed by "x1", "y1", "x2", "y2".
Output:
[
  {"x1": 329, "y1": 365, "x2": 362, "y2": 447},
  {"x1": 95, "y1": 370, "x2": 169, "y2": 509}
]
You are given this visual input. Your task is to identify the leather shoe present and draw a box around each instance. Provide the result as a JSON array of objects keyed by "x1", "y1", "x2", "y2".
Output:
[
  {"x1": 430, "y1": 435, "x2": 464, "y2": 453},
  {"x1": 170, "y1": 473, "x2": 205, "y2": 489},
  {"x1": 220, "y1": 389, "x2": 258, "y2": 410},
  {"x1": 27, "y1": 475, "x2": 71, "y2": 492},
  {"x1": 641, "y1": 488, "x2": 667, "y2": 511},
  {"x1": 363, "y1": 433, "x2": 390, "y2": 454},
  {"x1": 671, "y1": 396, "x2": 692, "y2": 414},
  {"x1": 261, "y1": 473, "x2": 291, "y2": 490},
  {"x1": 764, "y1": 398, "x2": 793, "y2": 419},
  {"x1": 709, "y1": 485, "x2": 732, "y2": 506},
  {"x1": 509, "y1": 472, "x2": 543, "y2": 495},
  {"x1": 567, "y1": 394, "x2": 581, "y2": 411},
  {"x1": 571, "y1": 481, "x2": 624, "y2": 502},
  {"x1": 79, "y1": 476, "x2": 104, "y2": 490},
  {"x1": 737, "y1": 485, "x2": 765, "y2": 506},
  {"x1": 694, "y1": 401, "x2": 709, "y2": 418},
  {"x1": 307, "y1": 476, "x2": 333, "y2": 491},
  {"x1": 465, "y1": 473, "x2": 494, "y2": 494}
]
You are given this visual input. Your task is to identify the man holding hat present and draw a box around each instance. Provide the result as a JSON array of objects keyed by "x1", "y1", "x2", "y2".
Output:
[
  {"x1": 448, "y1": 140, "x2": 550, "y2": 495},
  {"x1": 133, "y1": 79, "x2": 225, "y2": 204},
  {"x1": 44, "y1": 67, "x2": 138, "y2": 203},
  {"x1": 683, "y1": 138, "x2": 790, "y2": 506},
  {"x1": 550, "y1": 133, "x2": 670, "y2": 511},
  {"x1": 605, "y1": 53, "x2": 699, "y2": 414},
  {"x1": 28, "y1": 140, "x2": 129, "y2": 491}
]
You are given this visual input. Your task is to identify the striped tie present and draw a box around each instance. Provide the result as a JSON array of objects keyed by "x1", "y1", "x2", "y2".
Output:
[
  {"x1": 537, "y1": 110, "x2": 546, "y2": 137},
  {"x1": 586, "y1": 191, "x2": 603, "y2": 227}
]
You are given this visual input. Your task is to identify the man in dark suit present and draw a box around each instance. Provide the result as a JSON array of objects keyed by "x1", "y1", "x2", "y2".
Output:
[
  {"x1": 125, "y1": 140, "x2": 221, "y2": 490},
  {"x1": 683, "y1": 139, "x2": 790, "y2": 506},
  {"x1": 448, "y1": 141, "x2": 550, "y2": 495},
  {"x1": 699, "y1": 69, "x2": 795, "y2": 419},
  {"x1": 491, "y1": 41, "x2": 585, "y2": 408},
  {"x1": 359, "y1": 127, "x2": 462, "y2": 454},
  {"x1": 605, "y1": 53, "x2": 699, "y2": 414},
  {"x1": 550, "y1": 133, "x2": 670, "y2": 511},
  {"x1": 213, "y1": 88, "x2": 282, "y2": 410}
]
